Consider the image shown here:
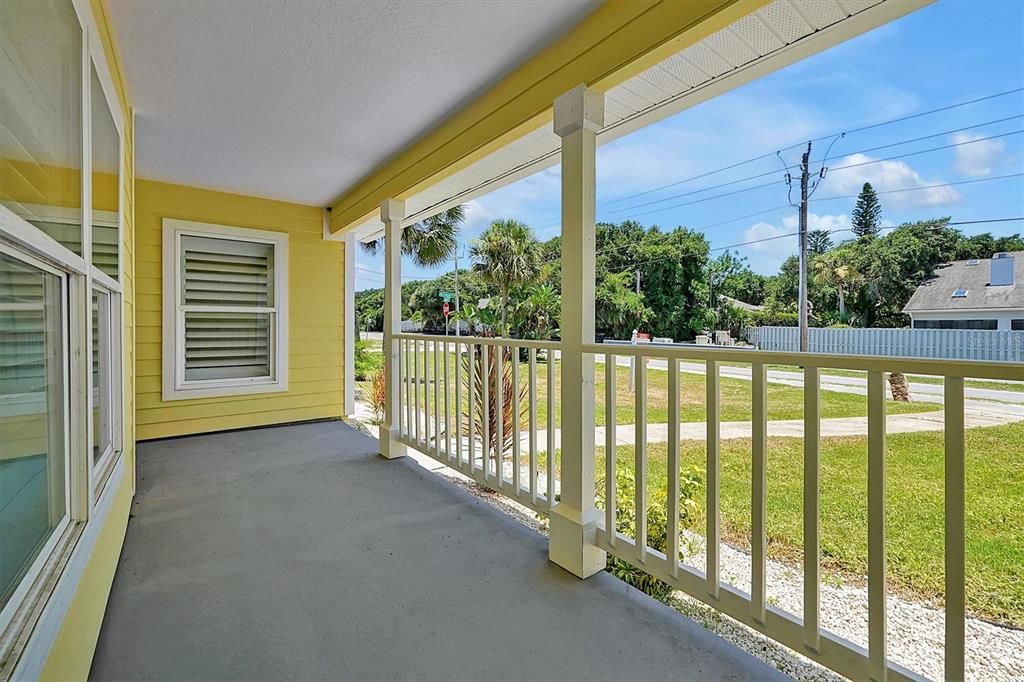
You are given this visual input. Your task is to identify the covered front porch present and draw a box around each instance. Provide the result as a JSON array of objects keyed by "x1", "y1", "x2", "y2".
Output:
[{"x1": 90, "y1": 420, "x2": 781, "y2": 680}]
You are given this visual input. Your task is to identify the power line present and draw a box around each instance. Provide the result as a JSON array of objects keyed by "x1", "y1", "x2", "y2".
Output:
[
  {"x1": 810, "y1": 172, "x2": 1024, "y2": 204},
  {"x1": 588, "y1": 87, "x2": 1023, "y2": 212},
  {"x1": 591, "y1": 164, "x2": 1024, "y2": 259},
  {"x1": 576, "y1": 126, "x2": 1023, "y2": 225}
]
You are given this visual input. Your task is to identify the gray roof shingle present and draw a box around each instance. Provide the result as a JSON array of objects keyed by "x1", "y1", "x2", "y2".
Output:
[{"x1": 903, "y1": 252, "x2": 1024, "y2": 312}]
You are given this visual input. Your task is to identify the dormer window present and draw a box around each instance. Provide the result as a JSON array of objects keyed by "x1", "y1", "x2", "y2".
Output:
[
  {"x1": 966, "y1": 259, "x2": 979, "y2": 265},
  {"x1": 952, "y1": 288, "x2": 968, "y2": 298}
]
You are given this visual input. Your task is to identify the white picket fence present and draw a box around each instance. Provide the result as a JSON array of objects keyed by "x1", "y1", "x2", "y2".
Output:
[{"x1": 747, "y1": 326, "x2": 1024, "y2": 362}]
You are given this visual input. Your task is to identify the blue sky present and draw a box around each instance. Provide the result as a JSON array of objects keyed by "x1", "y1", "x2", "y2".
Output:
[{"x1": 356, "y1": 0, "x2": 1024, "y2": 290}]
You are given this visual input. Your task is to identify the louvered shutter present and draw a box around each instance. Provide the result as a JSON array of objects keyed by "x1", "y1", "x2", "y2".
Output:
[{"x1": 179, "y1": 235, "x2": 275, "y2": 382}]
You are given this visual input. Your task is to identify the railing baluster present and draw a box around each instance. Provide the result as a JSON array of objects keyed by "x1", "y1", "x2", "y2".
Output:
[
  {"x1": 547, "y1": 348, "x2": 555, "y2": 505},
  {"x1": 945, "y1": 376, "x2": 966, "y2": 682},
  {"x1": 393, "y1": 337, "x2": 401, "y2": 436},
  {"x1": 706, "y1": 359, "x2": 720, "y2": 598},
  {"x1": 495, "y1": 344, "x2": 505, "y2": 486},
  {"x1": 434, "y1": 340, "x2": 441, "y2": 456},
  {"x1": 529, "y1": 348, "x2": 538, "y2": 502},
  {"x1": 413, "y1": 339, "x2": 421, "y2": 444},
  {"x1": 804, "y1": 365, "x2": 821, "y2": 652},
  {"x1": 468, "y1": 342, "x2": 476, "y2": 472},
  {"x1": 444, "y1": 340, "x2": 451, "y2": 460},
  {"x1": 455, "y1": 340, "x2": 463, "y2": 467},
  {"x1": 868, "y1": 370, "x2": 887, "y2": 681},
  {"x1": 635, "y1": 354, "x2": 647, "y2": 562},
  {"x1": 481, "y1": 343, "x2": 490, "y2": 481},
  {"x1": 512, "y1": 348, "x2": 521, "y2": 493},
  {"x1": 751, "y1": 362, "x2": 767, "y2": 622},
  {"x1": 605, "y1": 352, "x2": 617, "y2": 548},
  {"x1": 667, "y1": 357, "x2": 680, "y2": 578},
  {"x1": 404, "y1": 339, "x2": 412, "y2": 438}
]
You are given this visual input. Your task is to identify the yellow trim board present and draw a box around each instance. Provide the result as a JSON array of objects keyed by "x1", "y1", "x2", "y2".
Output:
[{"x1": 328, "y1": 0, "x2": 766, "y2": 234}]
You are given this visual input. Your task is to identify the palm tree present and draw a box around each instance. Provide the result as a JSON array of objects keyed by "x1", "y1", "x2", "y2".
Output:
[
  {"x1": 360, "y1": 205, "x2": 464, "y2": 267},
  {"x1": 812, "y1": 254, "x2": 862, "y2": 322},
  {"x1": 471, "y1": 219, "x2": 542, "y2": 331},
  {"x1": 515, "y1": 284, "x2": 560, "y2": 340}
]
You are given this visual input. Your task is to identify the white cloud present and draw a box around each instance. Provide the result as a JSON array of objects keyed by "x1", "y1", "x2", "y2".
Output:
[
  {"x1": 827, "y1": 153, "x2": 961, "y2": 207},
  {"x1": 951, "y1": 131, "x2": 1004, "y2": 177},
  {"x1": 739, "y1": 213, "x2": 849, "y2": 273},
  {"x1": 462, "y1": 199, "x2": 497, "y2": 232}
]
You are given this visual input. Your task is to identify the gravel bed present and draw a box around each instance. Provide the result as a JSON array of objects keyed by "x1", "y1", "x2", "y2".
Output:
[{"x1": 678, "y1": 533, "x2": 1024, "y2": 681}]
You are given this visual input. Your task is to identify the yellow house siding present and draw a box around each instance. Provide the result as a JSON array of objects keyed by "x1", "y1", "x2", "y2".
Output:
[
  {"x1": 39, "y1": 471, "x2": 132, "y2": 681},
  {"x1": 135, "y1": 179, "x2": 344, "y2": 440}
]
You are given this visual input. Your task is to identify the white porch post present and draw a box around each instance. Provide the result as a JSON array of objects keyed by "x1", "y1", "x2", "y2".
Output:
[
  {"x1": 379, "y1": 198, "x2": 406, "y2": 459},
  {"x1": 343, "y1": 231, "x2": 356, "y2": 417},
  {"x1": 549, "y1": 84, "x2": 606, "y2": 578}
]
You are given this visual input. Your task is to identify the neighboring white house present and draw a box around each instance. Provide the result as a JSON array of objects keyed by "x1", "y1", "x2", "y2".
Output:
[{"x1": 903, "y1": 251, "x2": 1024, "y2": 331}]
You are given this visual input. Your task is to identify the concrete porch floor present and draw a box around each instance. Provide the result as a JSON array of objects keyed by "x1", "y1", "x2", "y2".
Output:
[{"x1": 91, "y1": 420, "x2": 785, "y2": 681}]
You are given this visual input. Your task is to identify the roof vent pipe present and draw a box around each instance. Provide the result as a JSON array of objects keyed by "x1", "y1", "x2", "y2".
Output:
[{"x1": 991, "y1": 252, "x2": 1014, "y2": 286}]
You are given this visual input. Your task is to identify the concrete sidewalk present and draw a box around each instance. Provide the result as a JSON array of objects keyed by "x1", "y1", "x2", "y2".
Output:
[{"x1": 525, "y1": 407, "x2": 1023, "y2": 451}]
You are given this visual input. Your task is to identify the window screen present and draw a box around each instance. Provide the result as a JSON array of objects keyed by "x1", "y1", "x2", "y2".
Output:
[{"x1": 179, "y1": 234, "x2": 276, "y2": 383}]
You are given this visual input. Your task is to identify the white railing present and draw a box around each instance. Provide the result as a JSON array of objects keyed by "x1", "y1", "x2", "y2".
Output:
[
  {"x1": 585, "y1": 342, "x2": 1022, "y2": 682},
  {"x1": 749, "y1": 325, "x2": 1024, "y2": 362},
  {"x1": 389, "y1": 332, "x2": 1024, "y2": 680},
  {"x1": 393, "y1": 333, "x2": 560, "y2": 514}
]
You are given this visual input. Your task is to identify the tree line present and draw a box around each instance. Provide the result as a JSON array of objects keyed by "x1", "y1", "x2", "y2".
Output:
[{"x1": 355, "y1": 183, "x2": 1023, "y2": 340}]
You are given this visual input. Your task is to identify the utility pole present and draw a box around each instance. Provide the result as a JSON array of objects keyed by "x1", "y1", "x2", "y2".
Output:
[
  {"x1": 635, "y1": 269, "x2": 641, "y2": 295},
  {"x1": 798, "y1": 141, "x2": 811, "y2": 353}
]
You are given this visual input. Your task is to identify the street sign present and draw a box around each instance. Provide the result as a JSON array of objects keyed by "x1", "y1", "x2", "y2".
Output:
[
  {"x1": 440, "y1": 291, "x2": 454, "y2": 302},
  {"x1": 443, "y1": 302, "x2": 450, "y2": 318}
]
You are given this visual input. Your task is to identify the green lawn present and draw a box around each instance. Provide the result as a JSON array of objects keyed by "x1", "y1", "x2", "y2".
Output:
[
  {"x1": 395, "y1": 350, "x2": 935, "y2": 430},
  {"x1": 589, "y1": 422, "x2": 1024, "y2": 625}
]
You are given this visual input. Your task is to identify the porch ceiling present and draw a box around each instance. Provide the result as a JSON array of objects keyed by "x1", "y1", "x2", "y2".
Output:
[
  {"x1": 105, "y1": 0, "x2": 596, "y2": 206},
  {"x1": 90, "y1": 421, "x2": 785, "y2": 680}
]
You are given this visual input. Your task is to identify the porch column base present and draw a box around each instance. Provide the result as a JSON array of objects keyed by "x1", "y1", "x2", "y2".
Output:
[
  {"x1": 548, "y1": 503, "x2": 606, "y2": 578},
  {"x1": 378, "y1": 426, "x2": 406, "y2": 459}
]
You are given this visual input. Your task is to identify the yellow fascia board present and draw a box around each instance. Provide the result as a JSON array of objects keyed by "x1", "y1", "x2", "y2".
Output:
[{"x1": 328, "y1": 0, "x2": 768, "y2": 235}]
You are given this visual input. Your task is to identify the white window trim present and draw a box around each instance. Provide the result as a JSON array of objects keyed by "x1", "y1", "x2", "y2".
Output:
[
  {"x1": 91, "y1": 280, "x2": 122, "y2": 497},
  {"x1": 0, "y1": 2, "x2": 128, "y2": 673},
  {"x1": 161, "y1": 219, "x2": 289, "y2": 401},
  {"x1": 0, "y1": 242, "x2": 73, "y2": 636}
]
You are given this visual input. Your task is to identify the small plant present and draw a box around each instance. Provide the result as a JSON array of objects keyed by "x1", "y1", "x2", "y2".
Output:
[
  {"x1": 596, "y1": 467, "x2": 702, "y2": 602},
  {"x1": 355, "y1": 338, "x2": 383, "y2": 381},
  {"x1": 369, "y1": 370, "x2": 386, "y2": 425},
  {"x1": 461, "y1": 345, "x2": 527, "y2": 469}
]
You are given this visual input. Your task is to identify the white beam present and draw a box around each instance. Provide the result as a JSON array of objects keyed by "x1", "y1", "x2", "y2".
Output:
[{"x1": 343, "y1": 229, "x2": 356, "y2": 417}]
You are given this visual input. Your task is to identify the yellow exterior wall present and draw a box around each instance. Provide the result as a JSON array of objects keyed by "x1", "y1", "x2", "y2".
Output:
[
  {"x1": 38, "y1": 472, "x2": 133, "y2": 681},
  {"x1": 135, "y1": 180, "x2": 345, "y2": 440}
]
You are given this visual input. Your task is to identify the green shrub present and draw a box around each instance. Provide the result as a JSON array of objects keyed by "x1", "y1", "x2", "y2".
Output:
[
  {"x1": 596, "y1": 467, "x2": 702, "y2": 601},
  {"x1": 355, "y1": 338, "x2": 383, "y2": 381}
]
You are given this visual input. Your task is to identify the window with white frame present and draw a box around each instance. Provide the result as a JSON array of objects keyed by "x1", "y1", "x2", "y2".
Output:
[
  {"x1": 162, "y1": 220, "x2": 288, "y2": 400},
  {"x1": 0, "y1": 0, "x2": 125, "y2": 660}
]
